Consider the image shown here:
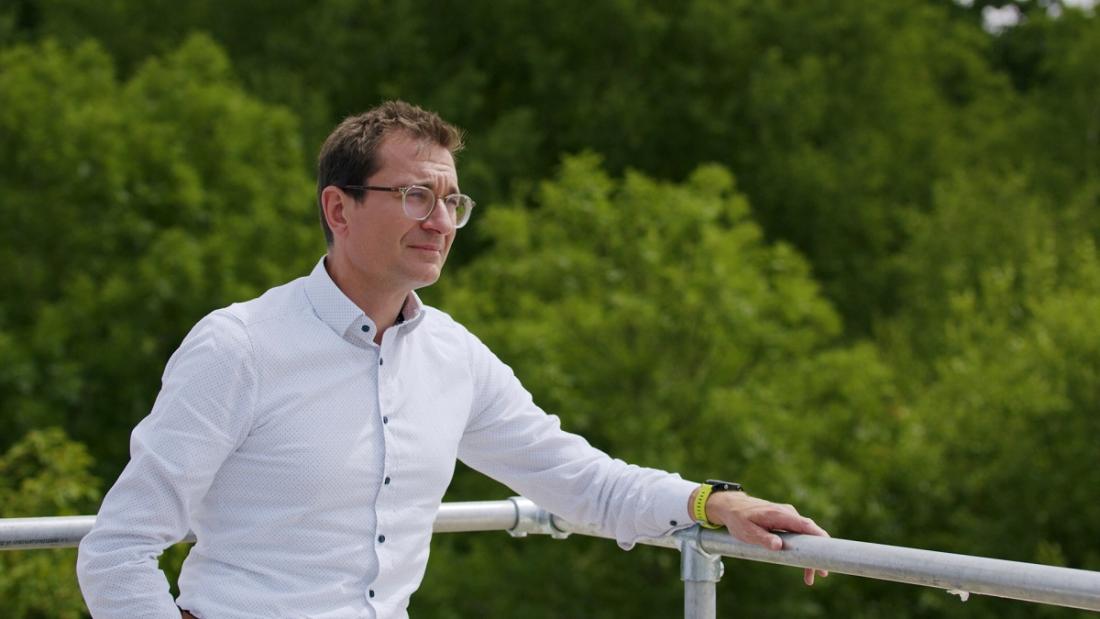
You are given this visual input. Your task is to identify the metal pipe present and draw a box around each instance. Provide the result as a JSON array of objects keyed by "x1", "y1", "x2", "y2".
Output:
[
  {"x1": 507, "y1": 497, "x2": 570, "y2": 539},
  {"x1": 684, "y1": 581, "x2": 717, "y2": 619},
  {"x1": 431, "y1": 500, "x2": 518, "y2": 533},
  {"x1": 693, "y1": 529, "x2": 1100, "y2": 612},
  {"x1": 551, "y1": 517, "x2": 680, "y2": 550},
  {"x1": 3, "y1": 501, "x2": 1100, "y2": 613},
  {"x1": 0, "y1": 516, "x2": 97, "y2": 550},
  {"x1": 0, "y1": 500, "x2": 530, "y2": 547},
  {"x1": 680, "y1": 531, "x2": 724, "y2": 619},
  {"x1": 548, "y1": 516, "x2": 1100, "y2": 612}
]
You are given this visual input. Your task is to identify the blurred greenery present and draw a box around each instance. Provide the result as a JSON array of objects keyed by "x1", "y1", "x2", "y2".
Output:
[
  {"x1": 428, "y1": 156, "x2": 900, "y2": 617},
  {"x1": 0, "y1": 428, "x2": 100, "y2": 618},
  {"x1": 0, "y1": 0, "x2": 1097, "y2": 617},
  {"x1": 0, "y1": 35, "x2": 321, "y2": 474}
]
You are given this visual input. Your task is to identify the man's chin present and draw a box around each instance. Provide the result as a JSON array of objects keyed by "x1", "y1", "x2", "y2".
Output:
[{"x1": 410, "y1": 268, "x2": 443, "y2": 290}]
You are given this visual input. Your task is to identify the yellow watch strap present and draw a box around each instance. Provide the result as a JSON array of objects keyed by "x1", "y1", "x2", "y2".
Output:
[{"x1": 692, "y1": 483, "x2": 721, "y2": 529}]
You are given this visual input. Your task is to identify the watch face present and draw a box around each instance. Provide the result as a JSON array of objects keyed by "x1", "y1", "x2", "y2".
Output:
[{"x1": 706, "y1": 479, "x2": 743, "y2": 492}]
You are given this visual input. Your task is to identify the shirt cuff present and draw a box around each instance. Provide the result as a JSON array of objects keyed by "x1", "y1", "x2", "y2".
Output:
[{"x1": 618, "y1": 476, "x2": 701, "y2": 550}]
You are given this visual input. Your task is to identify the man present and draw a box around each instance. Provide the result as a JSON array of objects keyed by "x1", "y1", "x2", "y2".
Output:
[{"x1": 77, "y1": 101, "x2": 828, "y2": 618}]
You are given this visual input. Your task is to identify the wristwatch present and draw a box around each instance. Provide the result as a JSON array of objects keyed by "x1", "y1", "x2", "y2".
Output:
[
  {"x1": 707, "y1": 479, "x2": 743, "y2": 493},
  {"x1": 692, "y1": 479, "x2": 744, "y2": 529}
]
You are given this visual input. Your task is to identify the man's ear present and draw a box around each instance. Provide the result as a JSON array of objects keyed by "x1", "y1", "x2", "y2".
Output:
[{"x1": 321, "y1": 185, "x2": 353, "y2": 240}]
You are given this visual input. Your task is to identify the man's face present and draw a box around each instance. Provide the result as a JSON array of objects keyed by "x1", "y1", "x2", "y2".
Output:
[{"x1": 337, "y1": 133, "x2": 459, "y2": 293}]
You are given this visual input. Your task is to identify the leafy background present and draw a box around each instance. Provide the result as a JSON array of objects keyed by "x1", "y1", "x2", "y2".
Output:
[{"x1": 1, "y1": 0, "x2": 1097, "y2": 616}]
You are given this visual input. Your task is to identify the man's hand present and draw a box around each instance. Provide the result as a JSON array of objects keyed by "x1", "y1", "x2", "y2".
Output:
[{"x1": 692, "y1": 488, "x2": 830, "y2": 585}]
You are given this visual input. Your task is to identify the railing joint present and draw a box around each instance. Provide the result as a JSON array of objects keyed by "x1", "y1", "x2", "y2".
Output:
[
  {"x1": 679, "y1": 528, "x2": 724, "y2": 583},
  {"x1": 679, "y1": 527, "x2": 724, "y2": 619},
  {"x1": 506, "y1": 496, "x2": 570, "y2": 539}
]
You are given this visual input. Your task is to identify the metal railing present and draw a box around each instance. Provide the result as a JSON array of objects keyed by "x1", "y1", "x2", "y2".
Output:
[{"x1": 3, "y1": 498, "x2": 1100, "y2": 618}]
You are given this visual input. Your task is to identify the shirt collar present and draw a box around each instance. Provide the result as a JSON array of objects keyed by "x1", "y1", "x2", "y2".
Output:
[
  {"x1": 396, "y1": 290, "x2": 426, "y2": 328},
  {"x1": 303, "y1": 256, "x2": 426, "y2": 340}
]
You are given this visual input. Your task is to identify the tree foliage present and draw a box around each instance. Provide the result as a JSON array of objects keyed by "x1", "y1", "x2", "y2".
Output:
[
  {"x1": 0, "y1": 428, "x2": 100, "y2": 618},
  {"x1": 877, "y1": 168, "x2": 1100, "y2": 617},
  {"x1": 0, "y1": 36, "x2": 320, "y2": 473},
  {"x1": 0, "y1": 2, "x2": 1098, "y2": 617},
  {"x1": 7, "y1": 0, "x2": 1056, "y2": 330},
  {"x1": 419, "y1": 156, "x2": 899, "y2": 617}
]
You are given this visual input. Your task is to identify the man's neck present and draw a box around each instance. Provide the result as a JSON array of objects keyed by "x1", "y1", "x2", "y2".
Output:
[{"x1": 324, "y1": 254, "x2": 409, "y2": 345}]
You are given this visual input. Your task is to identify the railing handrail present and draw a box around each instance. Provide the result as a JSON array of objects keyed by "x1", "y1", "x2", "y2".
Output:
[{"x1": 2, "y1": 498, "x2": 1099, "y2": 614}]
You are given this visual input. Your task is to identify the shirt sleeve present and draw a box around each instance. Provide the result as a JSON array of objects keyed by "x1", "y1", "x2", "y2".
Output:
[
  {"x1": 456, "y1": 329, "x2": 698, "y2": 549},
  {"x1": 77, "y1": 310, "x2": 258, "y2": 617}
]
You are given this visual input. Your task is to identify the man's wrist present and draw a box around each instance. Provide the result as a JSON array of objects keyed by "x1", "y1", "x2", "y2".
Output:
[
  {"x1": 691, "y1": 479, "x2": 746, "y2": 529},
  {"x1": 691, "y1": 483, "x2": 722, "y2": 528}
]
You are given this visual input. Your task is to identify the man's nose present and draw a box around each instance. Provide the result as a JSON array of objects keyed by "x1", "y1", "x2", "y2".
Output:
[{"x1": 422, "y1": 198, "x2": 455, "y2": 234}]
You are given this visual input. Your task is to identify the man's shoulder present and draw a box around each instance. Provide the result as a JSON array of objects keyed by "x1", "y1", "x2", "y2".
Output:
[
  {"x1": 178, "y1": 276, "x2": 310, "y2": 355},
  {"x1": 221, "y1": 275, "x2": 312, "y2": 329},
  {"x1": 417, "y1": 305, "x2": 499, "y2": 358},
  {"x1": 418, "y1": 304, "x2": 473, "y2": 338},
  {"x1": 419, "y1": 304, "x2": 456, "y2": 326}
]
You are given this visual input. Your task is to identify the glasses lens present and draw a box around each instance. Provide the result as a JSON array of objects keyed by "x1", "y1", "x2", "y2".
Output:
[
  {"x1": 403, "y1": 186, "x2": 435, "y2": 219},
  {"x1": 445, "y1": 195, "x2": 475, "y2": 228}
]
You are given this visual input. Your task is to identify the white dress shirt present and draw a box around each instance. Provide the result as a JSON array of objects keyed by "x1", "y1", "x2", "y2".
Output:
[{"x1": 77, "y1": 256, "x2": 697, "y2": 618}]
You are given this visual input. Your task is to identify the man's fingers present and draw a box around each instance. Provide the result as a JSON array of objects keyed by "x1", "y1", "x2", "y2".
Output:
[
  {"x1": 752, "y1": 508, "x2": 828, "y2": 537},
  {"x1": 805, "y1": 568, "x2": 829, "y2": 584},
  {"x1": 711, "y1": 495, "x2": 830, "y2": 585},
  {"x1": 727, "y1": 519, "x2": 784, "y2": 550},
  {"x1": 751, "y1": 527, "x2": 784, "y2": 551},
  {"x1": 806, "y1": 567, "x2": 829, "y2": 586},
  {"x1": 800, "y1": 517, "x2": 829, "y2": 537}
]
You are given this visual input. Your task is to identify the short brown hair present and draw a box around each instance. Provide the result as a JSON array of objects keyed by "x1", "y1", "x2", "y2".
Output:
[{"x1": 316, "y1": 100, "x2": 464, "y2": 245}]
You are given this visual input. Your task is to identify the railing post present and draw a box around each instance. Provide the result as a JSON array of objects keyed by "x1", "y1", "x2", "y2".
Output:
[{"x1": 680, "y1": 529, "x2": 724, "y2": 619}]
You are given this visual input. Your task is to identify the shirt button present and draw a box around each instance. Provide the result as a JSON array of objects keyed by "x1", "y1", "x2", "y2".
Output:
[
  {"x1": 378, "y1": 535, "x2": 386, "y2": 543},
  {"x1": 369, "y1": 589, "x2": 375, "y2": 598},
  {"x1": 379, "y1": 358, "x2": 384, "y2": 366},
  {"x1": 384, "y1": 476, "x2": 391, "y2": 485},
  {"x1": 383, "y1": 416, "x2": 389, "y2": 424},
  {"x1": 670, "y1": 520, "x2": 678, "y2": 526},
  {"x1": 361, "y1": 325, "x2": 370, "y2": 332}
]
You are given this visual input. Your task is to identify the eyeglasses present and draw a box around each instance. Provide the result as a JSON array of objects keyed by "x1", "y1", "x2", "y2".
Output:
[{"x1": 342, "y1": 184, "x2": 476, "y2": 228}]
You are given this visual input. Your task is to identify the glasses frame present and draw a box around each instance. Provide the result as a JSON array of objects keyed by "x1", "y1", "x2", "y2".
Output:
[{"x1": 342, "y1": 184, "x2": 475, "y2": 228}]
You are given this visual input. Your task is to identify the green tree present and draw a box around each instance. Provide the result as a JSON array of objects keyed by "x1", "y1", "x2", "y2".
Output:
[
  {"x1": 414, "y1": 155, "x2": 899, "y2": 617},
  {"x1": 17, "y1": 0, "x2": 1027, "y2": 331},
  {"x1": 877, "y1": 167, "x2": 1100, "y2": 618},
  {"x1": 1014, "y1": 10, "x2": 1099, "y2": 221},
  {"x1": 889, "y1": 250, "x2": 1100, "y2": 619},
  {"x1": 0, "y1": 36, "x2": 320, "y2": 475},
  {"x1": 2, "y1": 4, "x2": 1098, "y2": 617},
  {"x1": 0, "y1": 428, "x2": 100, "y2": 618}
]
